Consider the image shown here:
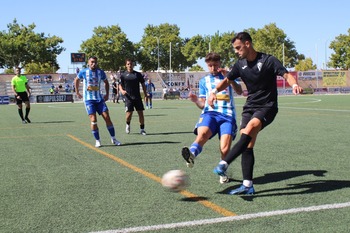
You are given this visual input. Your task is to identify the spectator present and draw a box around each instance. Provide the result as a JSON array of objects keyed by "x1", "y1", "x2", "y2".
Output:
[
  {"x1": 65, "y1": 83, "x2": 71, "y2": 93},
  {"x1": 59, "y1": 74, "x2": 66, "y2": 83}
]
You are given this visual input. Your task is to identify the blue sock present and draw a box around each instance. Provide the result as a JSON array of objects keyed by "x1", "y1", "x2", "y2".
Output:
[
  {"x1": 92, "y1": 129, "x2": 100, "y2": 140},
  {"x1": 107, "y1": 125, "x2": 115, "y2": 137},
  {"x1": 190, "y1": 142, "x2": 202, "y2": 157}
]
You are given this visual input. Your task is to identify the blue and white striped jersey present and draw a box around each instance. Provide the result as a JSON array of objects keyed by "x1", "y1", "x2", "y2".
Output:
[
  {"x1": 198, "y1": 73, "x2": 236, "y2": 118},
  {"x1": 77, "y1": 68, "x2": 106, "y2": 101}
]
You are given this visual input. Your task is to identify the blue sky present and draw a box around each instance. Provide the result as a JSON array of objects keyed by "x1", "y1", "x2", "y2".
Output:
[{"x1": 1, "y1": 0, "x2": 349, "y2": 73}]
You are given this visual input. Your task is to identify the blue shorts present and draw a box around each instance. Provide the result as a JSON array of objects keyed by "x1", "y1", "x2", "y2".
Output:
[
  {"x1": 84, "y1": 100, "x2": 108, "y2": 115},
  {"x1": 194, "y1": 112, "x2": 237, "y2": 140},
  {"x1": 146, "y1": 93, "x2": 153, "y2": 98}
]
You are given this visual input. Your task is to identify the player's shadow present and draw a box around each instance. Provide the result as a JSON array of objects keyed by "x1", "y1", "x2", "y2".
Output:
[
  {"x1": 181, "y1": 196, "x2": 209, "y2": 202},
  {"x1": 146, "y1": 131, "x2": 193, "y2": 136},
  {"x1": 217, "y1": 170, "x2": 350, "y2": 201},
  {"x1": 121, "y1": 141, "x2": 180, "y2": 146},
  {"x1": 32, "y1": 120, "x2": 75, "y2": 124}
]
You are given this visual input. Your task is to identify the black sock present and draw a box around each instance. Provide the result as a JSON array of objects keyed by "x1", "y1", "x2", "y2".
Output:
[
  {"x1": 18, "y1": 109, "x2": 24, "y2": 120},
  {"x1": 140, "y1": 124, "x2": 145, "y2": 130},
  {"x1": 223, "y1": 133, "x2": 252, "y2": 164},
  {"x1": 25, "y1": 108, "x2": 30, "y2": 118},
  {"x1": 241, "y1": 148, "x2": 255, "y2": 181}
]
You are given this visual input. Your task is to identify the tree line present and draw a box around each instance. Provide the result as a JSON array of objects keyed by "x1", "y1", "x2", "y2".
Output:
[{"x1": 1, "y1": 19, "x2": 350, "y2": 74}]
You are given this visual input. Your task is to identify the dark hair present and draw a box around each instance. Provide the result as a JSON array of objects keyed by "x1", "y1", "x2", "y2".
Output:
[
  {"x1": 125, "y1": 58, "x2": 133, "y2": 63},
  {"x1": 205, "y1": 52, "x2": 221, "y2": 63},
  {"x1": 88, "y1": 56, "x2": 98, "y2": 60},
  {"x1": 231, "y1": 32, "x2": 252, "y2": 44}
]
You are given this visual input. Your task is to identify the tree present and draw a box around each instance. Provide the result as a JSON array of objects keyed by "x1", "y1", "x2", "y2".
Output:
[
  {"x1": 208, "y1": 31, "x2": 237, "y2": 68},
  {"x1": 80, "y1": 25, "x2": 135, "y2": 72},
  {"x1": 328, "y1": 29, "x2": 350, "y2": 69},
  {"x1": 137, "y1": 23, "x2": 190, "y2": 72},
  {"x1": 248, "y1": 23, "x2": 299, "y2": 68},
  {"x1": 188, "y1": 64, "x2": 205, "y2": 71},
  {"x1": 0, "y1": 19, "x2": 65, "y2": 72},
  {"x1": 294, "y1": 57, "x2": 317, "y2": 71}
]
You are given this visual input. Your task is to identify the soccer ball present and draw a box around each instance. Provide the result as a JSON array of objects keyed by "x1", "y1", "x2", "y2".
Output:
[{"x1": 161, "y1": 169, "x2": 189, "y2": 192}]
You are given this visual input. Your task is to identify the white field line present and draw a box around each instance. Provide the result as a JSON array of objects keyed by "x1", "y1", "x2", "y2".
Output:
[{"x1": 90, "y1": 202, "x2": 350, "y2": 233}]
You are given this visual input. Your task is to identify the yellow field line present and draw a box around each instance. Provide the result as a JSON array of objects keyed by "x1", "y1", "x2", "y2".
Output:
[{"x1": 67, "y1": 134, "x2": 237, "y2": 217}]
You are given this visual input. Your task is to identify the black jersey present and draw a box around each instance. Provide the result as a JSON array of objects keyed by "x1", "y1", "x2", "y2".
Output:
[
  {"x1": 120, "y1": 70, "x2": 145, "y2": 100},
  {"x1": 227, "y1": 52, "x2": 288, "y2": 108}
]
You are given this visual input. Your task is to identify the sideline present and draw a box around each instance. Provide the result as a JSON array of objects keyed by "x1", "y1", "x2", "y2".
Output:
[
  {"x1": 91, "y1": 202, "x2": 350, "y2": 233},
  {"x1": 67, "y1": 134, "x2": 236, "y2": 217}
]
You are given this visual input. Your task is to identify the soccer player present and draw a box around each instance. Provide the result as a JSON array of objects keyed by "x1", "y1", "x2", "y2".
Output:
[
  {"x1": 145, "y1": 79, "x2": 155, "y2": 109},
  {"x1": 74, "y1": 56, "x2": 121, "y2": 147},
  {"x1": 209, "y1": 32, "x2": 303, "y2": 194},
  {"x1": 119, "y1": 58, "x2": 148, "y2": 135},
  {"x1": 181, "y1": 52, "x2": 242, "y2": 184},
  {"x1": 11, "y1": 67, "x2": 32, "y2": 124},
  {"x1": 111, "y1": 76, "x2": 120, "y2": 103}
]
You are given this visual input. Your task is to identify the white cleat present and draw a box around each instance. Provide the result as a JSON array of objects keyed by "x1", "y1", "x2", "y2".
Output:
[
  {"x1": 111, "y1": 138, "x2": 122, "y2": 146},
  {"x1": 95, "y1": 140, "x2": 101, "y2": 148},
  {"x1": 126, "y1": 125, "x2": 130, "y2": 134},
  {"x1": 140, "y1": 129, "x2": 147, "y2": 136}
]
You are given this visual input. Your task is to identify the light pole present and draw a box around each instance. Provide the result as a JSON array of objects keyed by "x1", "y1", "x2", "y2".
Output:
[
  {"x1": 325, "y1": 38, "x2": 330, "y2": 70},
  {"x1": 155, "y1": 36, "x2": 160, "y2": 72}
]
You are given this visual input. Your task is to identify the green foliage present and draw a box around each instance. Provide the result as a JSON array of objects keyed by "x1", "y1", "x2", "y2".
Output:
[
  {"x1": 188, "y1": 64, "x2": 205, "y2": 71},
  {"x1": 328, "y1": 28, "x2": 350, "y2": 69},
  {"x1": 295, "y1": 57, "x2": 317, "y2": 71},
  {"x1": 249, "y1": 23, "x2": 299, "y2": 68},
  {"x1": 137, "y1": 23, "x2": 190, "y2": 72},
  {"x1": 24, "y1": 62, "x2": 55, "y2": 74},
  {"x1": 80, "y1": 25, "x2": 134, "y2": 72},
  {"x1": 0, "y1": 19, "x2": 65, "y2": 70}
]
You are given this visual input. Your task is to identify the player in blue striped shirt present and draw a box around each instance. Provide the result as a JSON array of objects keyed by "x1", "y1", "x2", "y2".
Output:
[
  {"x1": 181, "y1": 52, "x2": 242, "y2": 183},
  {"x1": 74, "y1": 56, "x2": 121, "y2": 147}
]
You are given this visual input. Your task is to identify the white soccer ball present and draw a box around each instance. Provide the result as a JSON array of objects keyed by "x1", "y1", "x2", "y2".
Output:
[{"x1": 161, "y1": 169, "x2": 189, "y2": 192}]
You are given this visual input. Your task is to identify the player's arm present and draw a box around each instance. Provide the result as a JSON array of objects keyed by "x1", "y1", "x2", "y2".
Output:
[
  {"x1": 188, "y1": 92, "x2": 205, "y2": 109},
  {"x1": 118, "y1": 78, "x2": 126, "y2": 95},
  {"x1": 74, "y1": 77, "x2": 82, "y2": 99},
  {"x1": 141, "y1": 82, "x2": 147, "y2": 97},
  {"x1": 104, "y1": 79, "x2": 109, "y2": 101},
  {"x1": 25, "y1": 82, "x2": 32, "y2": 96},
  {"x1": 208, "y1": 77, "x2": 230, "y2": 107},
  {"x1": 283, "y1": 72, "x2": 303, "y2": 95},
  {"x1": 11, "y1": 84, "x2": 17, "y2": 96},
  {"x1": 230, "y1": 80, "x2": 243, "y2": 95}
]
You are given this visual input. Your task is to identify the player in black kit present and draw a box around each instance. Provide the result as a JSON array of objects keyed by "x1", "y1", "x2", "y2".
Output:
[{"x1": 209, "y1": 32, "x2": 303, "y2": 195}]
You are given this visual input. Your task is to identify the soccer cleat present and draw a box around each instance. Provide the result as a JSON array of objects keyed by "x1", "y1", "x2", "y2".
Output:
[
  {"x1": 228, "y1": 184, "x2": 255, "y2": 195},
  {"x1": 22, "y1": 120, "x2": 27, "y2": 124},
  {"x1": 126, "y1": 124, "x2": 130, "y2": 134},
  {"x1": 95, "y1": 140, "x2": 101, "y2": 148},
  {"x1": 181, "y1": 147, "x2": 195, "y2": 168},
  {"x1": 213, "y1": 162, "x2": 228, "y2": 176},
  {"x1": 111, "y1": 138, "x2": 121, "y2": 146},
  {"x1": 25, "y1": 117, "x2": 31, "y2": 123},
  {"x1": 140, "y1": 129, "x2": 147, "y2": 136},
  {"x1": 219, "y1": 174, "x2": 229, "y2": 184}
]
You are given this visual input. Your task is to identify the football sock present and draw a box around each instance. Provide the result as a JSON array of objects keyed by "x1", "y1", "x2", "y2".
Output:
[
  {"x1": 243, "y1": 180, "x2": 253, "y2": 187},
  {"x1": 107, "y1": 125, "x2": 115, "y2": 137},
  {"x1": 140, "y1": 124, "x2": 145, "y2": 130},
  {"x1": 18, "y1": 109, "x2": 24, "y2": 120},
  {"x1": 92, "y1": 129, "x2": 100, "y2": 140},
  {"x1": 190, "y1": 142, "x2": 202, "y2": 157},
  {"x1": 25, "y1": 108, "x2": 30, "y2": 118},
  {"x1": 241, "y1": 148, "x2": 255, "y2": 181},
  {"x1": 223, "y1": 133, "x2": 252, "y2": 165}
]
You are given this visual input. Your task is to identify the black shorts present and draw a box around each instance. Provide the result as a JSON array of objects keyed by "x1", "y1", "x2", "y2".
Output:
[
  {"x1": 240, "y1": 107, "x2": 278, "y2": 130},
  {"x1": 15, "y1": 92, "x2": 29, "y2": 104},
  {"x1": 125, "y1": 97, "x2": 144, "y2": 112}
]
